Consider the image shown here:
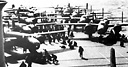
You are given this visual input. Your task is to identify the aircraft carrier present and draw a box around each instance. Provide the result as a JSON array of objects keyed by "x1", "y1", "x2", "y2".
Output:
[{"x1": 1, "y1": 0, "x2": 128, "y2": 67}]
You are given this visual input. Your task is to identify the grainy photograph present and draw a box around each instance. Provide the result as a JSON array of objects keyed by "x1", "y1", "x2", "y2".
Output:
[{"x1": 0, "y1": 0, "x2": 128, "y2": 67}]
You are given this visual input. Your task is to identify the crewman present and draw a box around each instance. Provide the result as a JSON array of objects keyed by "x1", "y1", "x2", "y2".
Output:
[
  {"x1": 47, "y1": 34, "x2": 53, "y2": 44},
  {"x1": 36, "y1": 35, "x2": 46, "y2": 44},
  {"x1": 105, "y1": 24, "x2": 122, "y2": 44},
  {"x1": 51, "y1": 33, "x2": 57, "y2": 43},
  {"x1": 51, "y1": 54, "x2": 58, "y2": 64},
  {"x1": 97, "y1": 19, "x2": 109, "y2": 35},
  {"x1": 84, "y1": 23, "x2": 96, "y2": 39},
  {"x1": 25, "y1": 53, "x2": 35, "y2": 67},
  {"x1": 97, "y1": 20, "x2": 109, "y2": 42},
  {"x1": 120, "y1": 34, "x2": 125, "y2": 47},
  {"x1": 56, "y1": 33, "x2": 61, "y2": 42},
  {"x1": 78, "y1": 46, "x2": 84, "y2": 59},
  {"x1": 12, "y1": 4, "x2": 15, "y2": 8},
  {"x1": 113, "y1": 24, "x2": 122, "y2": 41},
  {"x1": 44, "y1": 49, "x2": 52, "y2": 64}
]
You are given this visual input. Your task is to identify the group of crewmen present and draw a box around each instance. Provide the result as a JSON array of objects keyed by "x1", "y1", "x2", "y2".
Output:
[
  {"x1": 98, "y1": 23, "x2": 127, "y2": 47},
  {"x1": 19, "y1": 49, "x2": 59, "y2": 67}
]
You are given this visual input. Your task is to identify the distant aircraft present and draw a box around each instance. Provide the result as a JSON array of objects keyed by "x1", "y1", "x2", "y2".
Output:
[{"x1": 3, "y1": 4, "x2": 128, "y2": 40}]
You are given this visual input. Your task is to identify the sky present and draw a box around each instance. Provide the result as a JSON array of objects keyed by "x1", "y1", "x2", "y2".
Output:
[
  {"x1": 2, "y1": 0, "x2": 128, "y2": 21},
  {"x1": 1, "y1": 0, "x2": 107, "y2": 13},
  {"x1": 2, "y1": 0, "x2": 128, "y2": 15},
  {"x1": 4, "y1": 0, "x2": 109, "y2": 9},
  {"x1": 3, "y1": 0, "x2": 128, "y2": 10}
]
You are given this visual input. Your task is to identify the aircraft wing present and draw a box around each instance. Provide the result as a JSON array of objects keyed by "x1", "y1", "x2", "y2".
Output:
[
  {"x1": 36, "y1": 17, "x2": 47, "y2": 19},
  {"x1": 71, "y1": 17, "x2": 81, "y2": 19},
  {"x1": 35, "y1": 22, "x2": 55, "y2": 26},
  {"x1": 36, "y1": 17, "x2": 68, "y2": 19},
  {"x1": 36, "y1": 30, "x2": 67, "y2": 35},
  {"x1": 118, "y1": 23, "x2": 128, "y2": 26},
  {"x1": 36, "y1": 16, "x2": 81, "y2": 20},
  {"x1": 99, "y1": 19, "x2": 124, "y2": 21},
  {"x1": 105, "y1": 23, "x2": 128, "y2": 27},
  {"x1": 56, "y1": 17, "x2": 71, "y2": 19},
  {"x1": 54, "y1": 17, "x2": 81, "y2": 19},
  {"x1": 5, "y1": 31, "x2": 32, "y2": 37},
  {"x1": 55, "y1": 23, "x2": 88, "y2": 25},
  {"x1": 108, "y1": 17, "x2": 127, "y2": 19},
  {"x1": 90, "y1": 12, "x2": 111, "y2": 14},
  {"x1": 46, "y1": 13, "x2": 61, "y2": 15},
  {"x1": 5, "y1": 30, "x2": 67, "y2": 37},
  {"x1": 35, "y1": 22, "x2": 99, "y2": 26},
  {"x1": 4, "y1": 9, "x2": 17, "y2": 12},
  {"x1": 3, "y1": 15, "x2": 12, "y2": 18}
]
